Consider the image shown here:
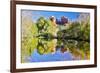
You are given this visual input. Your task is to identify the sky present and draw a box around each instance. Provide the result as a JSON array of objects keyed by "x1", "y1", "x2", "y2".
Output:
[{"x1": 22, "y1": 10, "x2": 81, "y2": 22}]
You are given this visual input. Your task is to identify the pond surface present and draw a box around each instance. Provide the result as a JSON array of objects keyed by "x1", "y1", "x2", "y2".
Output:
[
  {"x1": 23, "y1": 35, "x2": 89, "y2": 62},
  {"x1": 29, "y1": 49, "x2": 73, "y2": 62}
]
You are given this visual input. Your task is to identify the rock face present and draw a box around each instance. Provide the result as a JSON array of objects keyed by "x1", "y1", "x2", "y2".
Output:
[
  {"x1": 61, "y1": 16, "x2": 68, "y2": 25},
  {"x1": 49, "y1": 16, "x2": 68, "y2": 26},
  {"x1": 56, "y1": 16, "x2": 68, "y2": 25},
  {"x1": 49, "y1": 16, "x2": 56, "y2": 26}
]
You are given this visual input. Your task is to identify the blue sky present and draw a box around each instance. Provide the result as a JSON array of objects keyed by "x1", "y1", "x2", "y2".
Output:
[{"x1": 22, "y1": 10, "x2": 81, "y2": 22}]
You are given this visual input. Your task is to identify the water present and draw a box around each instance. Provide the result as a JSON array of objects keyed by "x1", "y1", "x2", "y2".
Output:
[{"x1": 29, "y1": 49, "x2": 73, "y2": 62}]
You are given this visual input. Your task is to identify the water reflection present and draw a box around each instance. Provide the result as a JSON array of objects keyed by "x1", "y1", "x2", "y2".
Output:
[
  {"x1": 21, "y1": 15, "x2": 90, "y2": 63},
  {"x1": 30, "y1": 49, "x2": 73, "y2": 62},
  {"x1": 28, "y1": 37, "x2": 73, "y2": 62},
  {"x1": 27, "y1": 33, "x2": 89, "y2": 62}
]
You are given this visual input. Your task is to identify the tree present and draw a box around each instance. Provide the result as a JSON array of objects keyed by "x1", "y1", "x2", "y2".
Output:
[
  {"x1": 21, "y1": 15, "x2": 38, "y2": 63},
  {"x1": 57, "y1": 20, "x2": 90, "y2": 59}
]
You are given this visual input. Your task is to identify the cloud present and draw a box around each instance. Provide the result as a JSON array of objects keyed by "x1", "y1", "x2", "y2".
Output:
[
  {"x1": 22, "y1": 10, "x2": 33, "y2": 18},
  {"x1": 22, "y1": 10, "x2": 43, "y2": 22}
]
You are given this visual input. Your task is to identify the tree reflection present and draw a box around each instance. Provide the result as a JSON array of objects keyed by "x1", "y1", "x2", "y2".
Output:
[{"x1": 21, "y1": 14, "x2": 90, "y2": 63}]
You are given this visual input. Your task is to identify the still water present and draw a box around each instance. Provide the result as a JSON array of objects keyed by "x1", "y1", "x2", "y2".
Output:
[{"x1": 29, "y1": 49, "x2": 73, "y2": 62}]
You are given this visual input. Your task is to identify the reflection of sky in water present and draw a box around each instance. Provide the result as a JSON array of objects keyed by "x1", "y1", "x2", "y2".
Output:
[{"x1": 29, "y1": 49, "x2": 73, "y2": 62}]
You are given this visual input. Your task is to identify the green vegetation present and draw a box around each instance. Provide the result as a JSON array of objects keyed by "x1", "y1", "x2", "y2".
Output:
[
  {"x1": 21, "y1": 15, "x2": 90, "y2": 62},
  {"x1": 57, "y1": 21, "x2": 90, "y2": 60}
]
